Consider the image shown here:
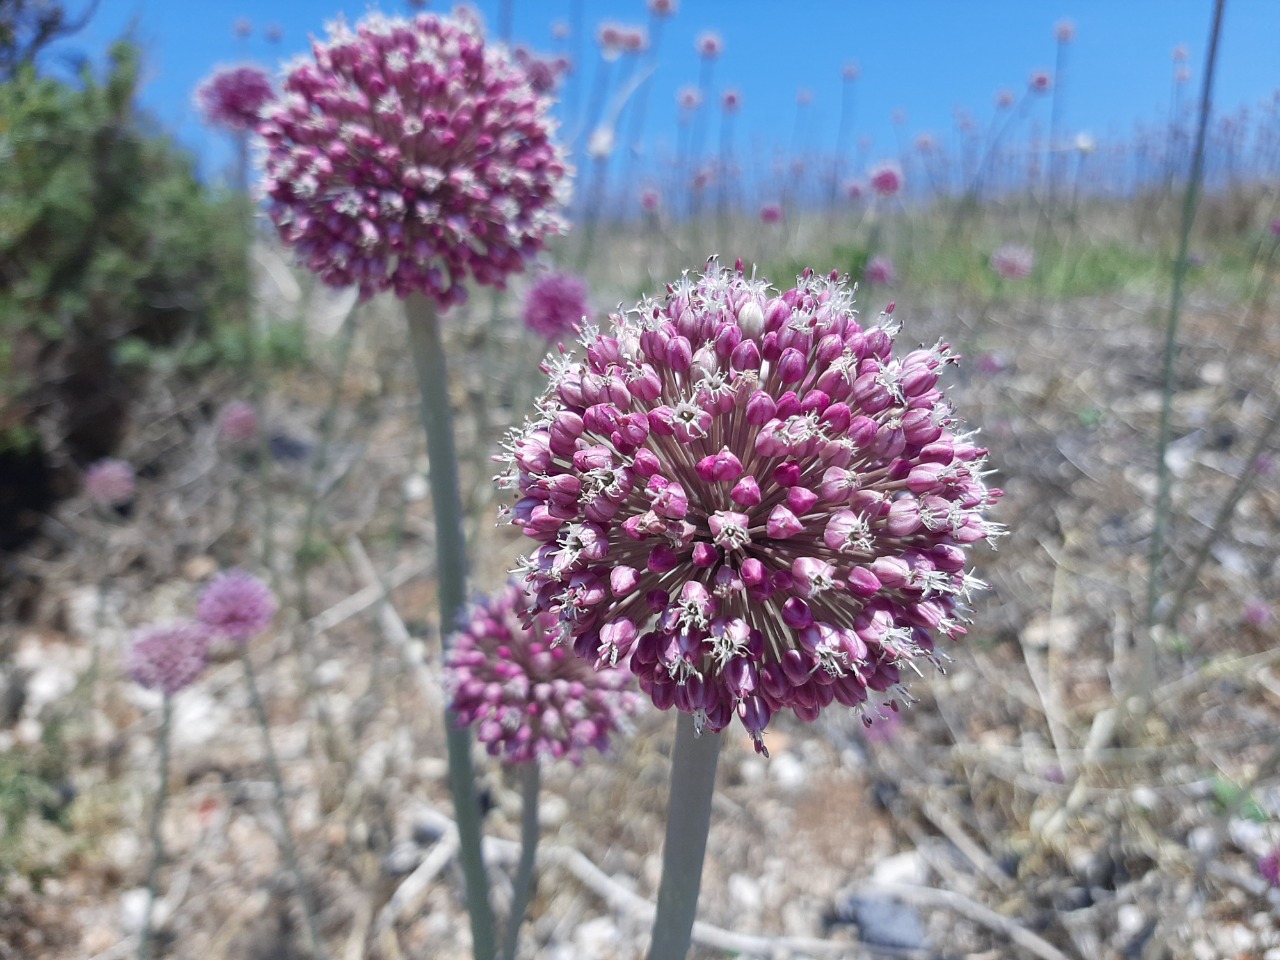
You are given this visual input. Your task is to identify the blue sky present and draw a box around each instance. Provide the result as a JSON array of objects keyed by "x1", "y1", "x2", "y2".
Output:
[{"x1": 49, "y1": 0, "x2": 1280, "y2": 188}]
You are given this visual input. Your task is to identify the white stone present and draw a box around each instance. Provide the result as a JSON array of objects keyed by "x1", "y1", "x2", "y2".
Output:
[
  {"x1": 769, "y1": 752, "x2": 807, "y2": 790},
  {"x1": 729, "y1": 872, "x2": 763, "y2": 912},
  {"x1": 872, "y1": 849, "x2": 926, "y2": 886},
  {"x1": 1117, "y1": 904, "x2": 1145, "y2": 936}
]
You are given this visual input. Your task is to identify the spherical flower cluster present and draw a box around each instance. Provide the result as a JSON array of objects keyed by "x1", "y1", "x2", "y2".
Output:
[
  {"x1": 677, "y1": 85, "x2": 703, "y2": 111},
  {"x1": 127, "y1": 622, "x2": 211, "y2": 696},
  {"x1": 1054, "y1": 19, "x2": 1076, "y2": 43},
  {"x1": 695, "y1": 31, "x2": 723, "y2": 59},
  {"x1": 759, "y1": 203, "x2": 783, "y2": 225},
  {"x1": 842, "y1": 62, "x2": 860, "y2": 82},
  {"x1": 260, "y1": 12, "x2": 571, "y2": 305},
  {"x1": 648, "y1": 0, "x2": 679, "y2": 18},
  {"x1": 85, "y1": 458, "x2": 135, "y2": 508},
  {"x1": 995, "y1": 89, "x2": 1015, "y2": 109},
  {"x1": 218, "y1": 401, "x2": 260, "y2": 446},
  {"x1": 523, "y1": 271, "x2": 590, "y2": 339},
  {"x1": 512, "y1": 46, "x2": 570, "y2": 94},
  {"x1": 864, "y1": 256, "x2": 896, "y2": 286},
  {"x1": 640, "y1": 189, "x2": 661, "y2": 212},
  {"x1": 197, "y1": 570, "x2": 278, "y2": 643},
  {"x1": 868, "y1": 161, "x2": 904, "y2": 198},
  {"x1": 1028, "y1": 70, "x2": 1053, "y2": 94},
  {"x1": 598, "y1": 22, "x2": 647, "y2": 56},
  {"x1": 720, "y1": 88, "x2": 742, "y2": 113},
  {"x1": 195, "y1": 64, "x2": 276, "y2": 132},
  {"x1": 990, "y1": 244, "x2": 1035, "y2": 281},
  {"x1": 498, "y1": 260, "x2": 1002, "y2": 753},
  {"x1": 844, "y1": 180, "x2": 864, "y2": 202},
  {"x1": 445, "y1": 582, "x2": 642, "y2": 764},
  {"x1": 1261, "y1": 849, "x2": 1280, "y2": 888}
]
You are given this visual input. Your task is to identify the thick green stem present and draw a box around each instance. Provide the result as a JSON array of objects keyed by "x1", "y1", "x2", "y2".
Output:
[
  {"x1": 241, "y1": 650, "x2": 328, "y2": 960},
  {"x1": 1146, "y1": 0, "x2": 1226, "y2": 640},
  {"x1": 404, "y1": 292, "x2": 496, "y2": 960},
  {"x1": 501, "y1": 761, "x2": 541, "y2": 960},
  {"x1": 136, "y1": 695, "x2": 173, "y2": 960},
  {"x1": 646, "y1": 712, "x2": 723, "y2": 960}
]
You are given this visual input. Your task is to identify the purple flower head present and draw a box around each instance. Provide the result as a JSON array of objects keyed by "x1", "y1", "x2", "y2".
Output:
[
  {"x1": 1028, "y1": 70, "x2": 1053, "y2": 94},
  {"x1": 498, "y1": 260, "x2": 1003, "y2": 755},
  {"x1": 868, "y1": 161, "x2": 904, "y2": 198},
  {"x1": 85, "y1": 458, "x2": 135, "y2": 508},
  {"x1": 445, "y1": 581, "x2": 642, "y2": 765},
  {"x1": 1270, "y1": 218, "x2": 1280, "y2": 239},
  {"x1": 523, "y1": 271, "x2": 590, "y2": 339},
  {"x1": 197, "y1": 570, "x2": 278, "y2": 643},
  {"x1": 233, "y1": 17, "x2": 252, "y2": 39},
  {"x1": 990, "y1": 244, "x2": 1035, "y2": 281},
  {"x1": 864, "y1": 256, "x2": 895, "y2": 286},
  {"x1": 1054, "y1": 19, "x2": 1076, "y2": 43},
  {"x1": 513, "y1": 46, "x2": 569, "y2": 94},
  {"x1": 1172, "y1": 44, "x2": 1190, "y2": 63},
  {"x1": 127, "y1": 621, "x2": 211, "y2": 696},
  {"x1": 720, "y1": 88, "x2": 742, "y2": 113},
  {"x1": 1244, "y1": 599, "x2": 1273, "y2": 628},
  {"x1": 695, "y1": 30, "x2": 723, "y2": 59},
  {"x1": 677, "y1": 85, "x2": 703, "y2": 112},
  {"x1": 640, "y1": 189, "x2": 661, "y2": 212},
  {"x1": 218, "y1": 400, "x2": 260, "y2": 446},
  {"x1": 759, "y1": 203, "x2": 783, "y2": 225},
  {"x1": 195, "y1": 64, "x2": 276, "y2": 132},
  {"x1": 844, "y1": 180, "x2": 865, "y2": 202},
  {"x1": 842, "y1": 61, "x2": 860, "y2": 81},
  {"x1": 1261, "y1": 849, "x2": 1280, "y2": 888},
  {"x1": 995, "y1": 89, "x2": 1015, "y2": 109},
  {"x1": 648, "y1": 0, "x2": 679, "y2": 18},
  {"x1": 260, "y1": 11, "x2": 571, "y2": 306}
]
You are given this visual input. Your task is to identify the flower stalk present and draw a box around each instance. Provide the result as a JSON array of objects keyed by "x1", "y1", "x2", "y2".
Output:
[
  {"x1": 646, "y1": 713, "x2": 722, "y2": 960},
  {"x1": 406, "y1": 291, "x2": 496, "y2": 960}
]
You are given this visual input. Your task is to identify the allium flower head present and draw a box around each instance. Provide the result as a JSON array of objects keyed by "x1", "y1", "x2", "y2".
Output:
[
  {"x1": 864, "y1": 256, "x2": 895, "y2": 286},
  {"x1": 990, "y1": 244, "x2": 1035, "y2": 281},
  {"x1": 720, "y1": 88, "x2": 742, "y2": 113},
  {"x1": 513, "y1": 46, "x2": 569, "y2": 94},
  {"x1": 1261, "y1": 849, "x2": 1280, "y2": 888},
  {"x1": 842, "y1": 61, "x2": 860, "y2": 81},
  {"x1": 995, "y1": 89, "x2": 1015, "y2": 109},
  {"x1": 868, "y1": 161, "x2": 904, "y2": 198},
  {"x1": 445, "y1": 582, "x2": 641, "y2": 764},
  {"x1": 640, "y1": 189, "x2": 661, "y2": 212},
  {"x1": 197, "y1": 571, "x2": 278, "y2": 643},
  {"x1": 1028, "y1": 70, "x2": 1053, "y2": 94},
  {"x1": 1054, "y1": 19, "x2": 1076, "y2": 43},
  {"x1": 85, "y1": 458, "x2": 135, "y2": 508},
  {"x1": 195, "y1": 64, "x2": 276, "y2": 131},
  {"x1": 261, "y1": 11, "x2": 571, "y2": 305},
  {"x1": 523, "y1": 271, "x2": 590, "y2": 339},
  {"x1": 844, "y1": 180, "x2": 864, "y2": 202},
  {"x1": 695, "y1": 30, "x2": 723, "y2": 59},
  {"x1": 498, "y1": 260, "x2": 1002, "y2": 754},
  {"x1": 648, "y1": 0, "x2": 679, "y2": 18},
  {"x1": 677, "y1": 85, "x2": 703, "y2": 111},
  {"x1": 127, "y1": 622, "x2": 211, "y2": 696},
  {"x1": 759, "y1": 203, "x2": 783, "y2": 225},
  {"x1": 218, "y1": 400, "x2": 260, "y2": 446}
]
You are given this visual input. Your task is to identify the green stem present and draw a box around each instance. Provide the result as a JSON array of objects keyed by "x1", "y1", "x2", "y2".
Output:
[
  {"x1": 404, "y1": 292, "x2": 496, "y2": 960},
  {"x1": 501, "y1": 761, "x2": 541, "y2": 960},
  {"x1": 136, "y1": 695, "x2": 173, "y2": 960},
  {"x1": 1146, "y1": 0, "x2": 1227, "y2": 639},
  {"x1": 646, "y1": 712, "x2": 723, "y2": 960},
  {"x1": 241, "y1": 649, "x2": 329, "y2": 960}
]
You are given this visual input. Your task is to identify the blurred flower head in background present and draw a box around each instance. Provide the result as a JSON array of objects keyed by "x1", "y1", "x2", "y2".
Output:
[
  {"x1": 197, "y1": 570, "x2": 278, "y2": 644},
  {"x1": 127, "y1": 621, "x2": 211, "y2": 696},
  {"x1": 990, "y1": 244, "x2": 1035, "y2": 281},
  {"x1": 523, "y1": 271, "x2": 590, "y2": 339},
  {"x1": 445, "y1": 581, "x2": 641, "y2": 765},
  {"x1": 85, "y1": 458, "x2": 136, "y2": 509},
  {"x1": 195, "y1": 64, "x2": 275, "y2": 132}
]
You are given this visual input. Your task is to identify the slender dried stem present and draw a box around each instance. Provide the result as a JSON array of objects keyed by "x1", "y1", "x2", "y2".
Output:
[
  {"x1": 241, "y1": 649, "x2": 328, "y2": 960},
  {"x1": 136, "y1": 695, "x2": 172, "y2": 960}
]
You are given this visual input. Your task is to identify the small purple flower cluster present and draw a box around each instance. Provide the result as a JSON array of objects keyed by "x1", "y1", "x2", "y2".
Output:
[
  {"x1": 445, "y1": 582, "x2": 641, "y2": 764},
  {"x1": 990, "y1": 244, "x2": 1035, "y2": 281},
  {"x1": 127, "y1": 622, "x2": 211, "y2": 696},
  {"x1": 85, "y1": 458, "x2": 136, "y2": 509},
  {"x1": 868, "y1": 161, "x2": 904, "y2": 198},
  {"x1": 499, "y1": 260, "x2": 1002, "y2": 753},
  {"x1": 864, "y1": 256, "x2": 896, "y2": 287},
  {"x1": 523, "y1": 271, "x2": 590, "y2": 339},
  {"x1": 260, "y1": 11, "x2": 571, "y2": 305},
  {"x1": 219, "y1": 401, "x2": 260, "y2": 446},
  {"x1": 195, "y1": 64, "x2": 276, "y2": 132},
  {"x1": 197, "y1": 571, "x2": 279, "y2": 643}
]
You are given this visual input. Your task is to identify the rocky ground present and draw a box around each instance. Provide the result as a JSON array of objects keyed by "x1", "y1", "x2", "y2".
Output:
[{"x1": 3, "y1": 240, "x2": 1280, "y2": 960}]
